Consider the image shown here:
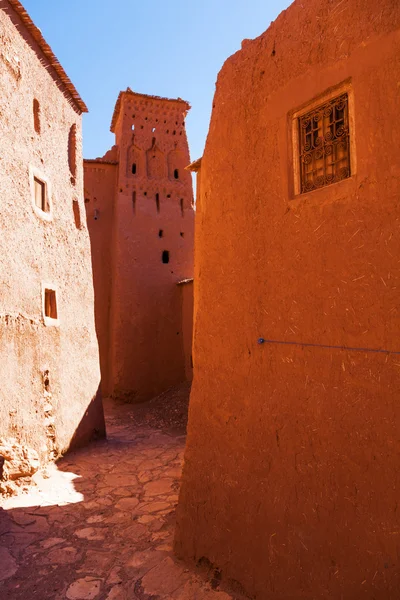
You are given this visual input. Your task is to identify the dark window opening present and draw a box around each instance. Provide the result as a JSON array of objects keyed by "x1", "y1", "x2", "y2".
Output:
[
  {"x1": 156, "y1": 193, "x2": 160, "y2": 213},
  {"x1": 34, "y1": 177, "x2": 48, "y2": 212},
  {"x1": 84, "y1": 198, "x2": 90, "y2": 204},
  {"x1": 159, "y1": 229, "x2": 163, "y2": 238},
  {"x1": 43, "y1": 370, "x2": 50, "y2": 392},
  {"x1": 180, "y1": 198, "x2": 184, "y2": 216},
  {"x1": 44, "y1": 289, "x2": 58, "y2": 320},
  {"x1": 162, "y1": 250, "x2": 170, "y2": 264},
  {"x1": 174, "y1": 169, "x2": 179, "y2": 179},
  {"x1": 167, "y1": 194, "x2": 171, "y2": 198},
  {"x1": 68, "y1": 124, "x2": 77, "y2": 183},
  {"x1": 72, "y1": 199, "x2": 81, "y2": 229},
  {"x1": 180, "y1": 232, "x2": 184, "y2": 237},
  {"x1": 132, "y1": 191, "x2": 136, "y2": 214},
  {"x1": 33, "y1": 99, "x2": 40, "y2": 134},
  {"x1": 132, "y1": 163, "x2": 137, "y2": 175}
]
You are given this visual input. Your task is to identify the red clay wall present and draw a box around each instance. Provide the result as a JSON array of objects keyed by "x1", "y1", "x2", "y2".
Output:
[
  {"x1": 178, "y1": 280, "x2": 194, "y2": 382},
  {"x1": 85, "y1": 92, "x2": 194, "y2": 402},
  {"x1": 84, "y1": 160, "x2": 118, "y2": 397},
  {"x1": 175, "y1": 1, "x2": 400, "y2": 598},
  {"x1": 0, "y1": 1, "x2": 104, "y2": 465}
]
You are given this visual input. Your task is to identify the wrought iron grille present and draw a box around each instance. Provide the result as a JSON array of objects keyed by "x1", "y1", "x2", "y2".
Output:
[{"x1": 298, "y1": 93, "x2": 350, "y2": 193}]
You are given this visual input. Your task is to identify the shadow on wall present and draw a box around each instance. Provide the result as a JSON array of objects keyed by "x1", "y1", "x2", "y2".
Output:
[
  {"x1": 83, "y1": 185, "x2": 114, "y2": 399},
  {"x1": 0, "y1": 384, "x2": 105, "y2": 498},
  {"x1": 68, "y1": 384, "x2": 106, "y2": 452}
]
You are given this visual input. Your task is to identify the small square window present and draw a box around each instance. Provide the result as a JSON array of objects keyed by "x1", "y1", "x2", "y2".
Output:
[
  {"x1": 30, "y1": 166, "x2": 52, "y2": 220},
  {"x1": 44, "y1": 289, "x2": 57, "y2": 319},
  {"x1": 42, "y1": 285, "x2": 59, "y2": 326},
  {"x1": 297, "y1": 93, "x2": 351, "y2": 194},
  {"x1": 34, "y1": 177, "x2": 49, "y2": 212}
]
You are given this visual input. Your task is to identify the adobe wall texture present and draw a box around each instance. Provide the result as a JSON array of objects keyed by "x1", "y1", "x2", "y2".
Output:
[
  {"x1": 179, "y1": 280, "x2": 194, "y2": 382},
  {"x1": 84, "y1": 159, "x2": 118, "y2": 397},
  {"x1": 175, "y1": 1, "x2": 400, "y2": 598},
  {"x1": 0, "y1": 1, "x2": 105, "y2": 483},
  {"x1": 84, "y1": 91, "x2": 194, "y2": 402}
]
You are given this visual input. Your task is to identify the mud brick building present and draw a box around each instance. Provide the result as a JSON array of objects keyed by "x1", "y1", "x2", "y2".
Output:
[
  {"x1": 84, "y1": 89, "x2": 194, "y2": 402},
  {"x1": 0, "y1": 0, "x2": 105, "y2": 489},
  {"x1": 175, "y1": 0, "x2": 400, "y2": 597}
]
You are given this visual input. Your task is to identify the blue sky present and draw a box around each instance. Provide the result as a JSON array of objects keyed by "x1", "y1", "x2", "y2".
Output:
[{"x1": 22, "y1": 0, "x2": 291, "y2": 161}]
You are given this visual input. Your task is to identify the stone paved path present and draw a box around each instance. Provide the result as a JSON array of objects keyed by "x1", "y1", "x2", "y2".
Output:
[{"x1": 0, "y1": 386, "x2": 235, "y2": 600}]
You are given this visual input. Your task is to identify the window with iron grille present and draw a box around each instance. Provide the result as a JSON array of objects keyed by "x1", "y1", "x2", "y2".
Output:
[{"x1": 298, "y1": 93, "x2": 350, "y2": 193}]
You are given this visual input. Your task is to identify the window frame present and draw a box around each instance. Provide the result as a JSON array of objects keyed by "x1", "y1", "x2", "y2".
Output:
[
  {"x1": 42, "y1": 283, "x2": 59, "y2": 327},
  {"x1": 29, "y1": 166, "x2": 53, "y2": 221},
  {"x1": 291, "y1": 82, "x2": 356, "y2": 197}
]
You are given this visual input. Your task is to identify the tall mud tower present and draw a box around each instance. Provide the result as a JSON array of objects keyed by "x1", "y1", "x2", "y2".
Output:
[{"x1": 84, "y1": 89, "x2": 194, "y2": 402}]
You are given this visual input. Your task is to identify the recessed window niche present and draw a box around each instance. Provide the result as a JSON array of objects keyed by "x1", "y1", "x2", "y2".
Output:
[
  {"x1": 72, "y1": 199, "x2": 82, "y2": 229},
  {"x1": 68, "y1": 124, "x2": 77, "y2": 184},
  {"x1": 42, "y1": 284, "x2": 59, "y2": 326},
  {"x1": 33, "y1": 98, "x2": 40, "y2": 134},
  {"x1": 292, "y1": 82, "x2": 356, "y2": 196},
  {"x1": 29, "y1": 166, "x2": 52, "y2": 221}
]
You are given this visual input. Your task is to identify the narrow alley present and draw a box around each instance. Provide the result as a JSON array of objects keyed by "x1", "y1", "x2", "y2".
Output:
[{"x1": 0, "y1": 386, "x2": 235, "y2": 600}]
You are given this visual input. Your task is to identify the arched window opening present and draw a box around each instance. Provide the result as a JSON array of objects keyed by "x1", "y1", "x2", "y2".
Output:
[
  {"x1": 155, "y1": 193, "x2": 160, "y2": 213},
  {"x1": 162, "y1": 250, "x2": 170, "y2": 264},
  {"x1": 159, "y1": 229, "x2": 163, "y2": 238},
  {"x1": 132, "y1": 163, "x2": 137, "y2": 175},
  {"x1": 174, "y1": 169, "x2": 179, "y2": 179}
]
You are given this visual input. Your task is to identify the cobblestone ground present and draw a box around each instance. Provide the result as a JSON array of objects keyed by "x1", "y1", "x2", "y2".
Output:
[{"x1": 0, "y1": 385, "x2": 235, "y2": 600}]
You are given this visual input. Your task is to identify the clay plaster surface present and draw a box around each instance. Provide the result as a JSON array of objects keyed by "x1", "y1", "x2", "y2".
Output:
[
  {"x1": 0, "y1": 0, "x2": 104, "y2": 465},
  {"x1": 176, "y1": 0, "x2": 400, "y2": 598}
]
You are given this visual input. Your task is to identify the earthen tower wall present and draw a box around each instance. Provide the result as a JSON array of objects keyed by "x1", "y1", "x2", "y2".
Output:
[{"x1": 84, "y1": 91, "x2": 194, "y2": 401}]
